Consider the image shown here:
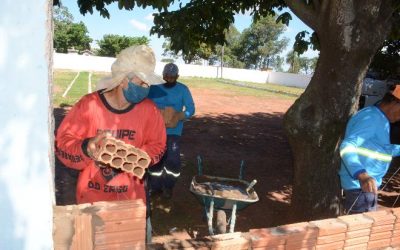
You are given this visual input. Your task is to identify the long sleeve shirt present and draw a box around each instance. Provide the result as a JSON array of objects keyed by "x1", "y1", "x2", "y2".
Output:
[
  {"x1": 56, "y1": 91, "x2": 166, "y2": 204},
  {"x1": 339, "y1": 105, "x2": 400, "y2": 190},
  {"x1": 148, "y1": 82, "x2": 195, "y2": 135}
]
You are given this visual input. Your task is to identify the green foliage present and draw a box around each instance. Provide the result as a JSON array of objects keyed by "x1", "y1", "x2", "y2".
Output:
[
  {"x1": 69, "y1": 0, "x2": 172, "y2": 18},
  {"x1": 234, "y1": 15, "x2": 288, "y2": 69},
  {"x1": 285, "y1": 50, "x2": 318, "y2": 74},
  {"x1": 285, "y1": 50, "x2": 300, "y2": 73},
  {"x1": 96, "y1": 34, "x2": 150, "y2": 57},
  {"x1": 369, "y1": 40, "x2": 400, "y2": 79},
  {"x1": 53, "y1": 5, "x2": 92, "y2": 53}
]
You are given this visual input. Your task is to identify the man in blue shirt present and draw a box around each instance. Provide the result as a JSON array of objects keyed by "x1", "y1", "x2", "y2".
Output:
[
  {"x1": 148, "y1": 63, "x2": 195, "y2": 198},
  {"x1": 339, "y1": 85, "x2": 400, "y2": 214}
]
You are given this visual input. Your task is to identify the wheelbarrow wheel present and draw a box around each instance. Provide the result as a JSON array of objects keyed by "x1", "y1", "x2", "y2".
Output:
[{"x1": 216, "y1": 210, "x2": 227, "y2": 234}]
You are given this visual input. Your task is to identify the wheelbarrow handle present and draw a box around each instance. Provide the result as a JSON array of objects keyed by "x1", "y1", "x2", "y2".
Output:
[
  {"x1": 197, "y1": 155, "x2": 203, "y2": 176},
  {"x1": 239, "y1": 160, "x2": 245, "y2": 180},
  {"x1": 246, "y1": 179, "x2": 257, "y2": 193}
]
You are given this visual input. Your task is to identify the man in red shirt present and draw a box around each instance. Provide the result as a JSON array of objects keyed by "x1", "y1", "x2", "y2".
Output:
[{"x1": 56, "y1": 45, "x2": 166, "y2": 205}]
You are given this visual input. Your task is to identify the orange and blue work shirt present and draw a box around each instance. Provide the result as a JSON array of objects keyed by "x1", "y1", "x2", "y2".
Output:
[
  {"x1": 56, "y1": 91, "x2": 166, "y2": 204},
  {"x1": 339, "y1": 105, "x2": 400, "y2": 190}
]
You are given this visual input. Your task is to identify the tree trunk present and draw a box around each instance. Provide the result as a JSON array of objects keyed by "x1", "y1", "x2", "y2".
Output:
[{"x1": 284, "y1": 1, "x2": 395, "y2": 221}]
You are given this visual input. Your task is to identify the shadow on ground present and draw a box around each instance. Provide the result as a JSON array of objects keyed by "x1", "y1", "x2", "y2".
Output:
[
  {"x1": 53, "y1": 106, "x2": 400, "y2": 238},
  {"x1": 53, "y1": 107, "x2": 294, "y2": 237}
]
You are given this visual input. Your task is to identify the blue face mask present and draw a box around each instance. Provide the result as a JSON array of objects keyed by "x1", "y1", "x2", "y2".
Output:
[{"x1": 123, "y1": 81, "x2": 150, "y2": 103}]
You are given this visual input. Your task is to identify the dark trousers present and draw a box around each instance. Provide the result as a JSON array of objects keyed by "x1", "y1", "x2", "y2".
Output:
[
  {"x1": 148, "y1": 135, "x2": 181, "y2": 192},
  {"x1": 343, "y1": 189, "x2": 377, "y2": 214}
]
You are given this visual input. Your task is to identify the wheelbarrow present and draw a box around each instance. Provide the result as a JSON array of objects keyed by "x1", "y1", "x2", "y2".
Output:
[{"x1": 189, "y1": 156, "x2": 259, "y2": 235}]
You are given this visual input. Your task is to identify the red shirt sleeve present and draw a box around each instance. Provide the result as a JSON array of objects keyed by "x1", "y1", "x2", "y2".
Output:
[{"x1": 55, "y1": 95, "x2": 94, "y2": 170}]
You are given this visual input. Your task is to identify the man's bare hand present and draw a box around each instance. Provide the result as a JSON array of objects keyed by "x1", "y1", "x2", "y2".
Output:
[
  {"x1": 87, "y1": 131, "x2": 111, "y2": 159},
  {"x1": 358, "y1": 172, "x2": 377, "y2": 193}
]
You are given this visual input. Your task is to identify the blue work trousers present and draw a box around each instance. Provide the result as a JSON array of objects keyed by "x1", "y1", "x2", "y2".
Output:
[
  {"x1": 148, "y1": 135, "x2": 181, "y2": 192},
  {"x1": 343, "y1": 189, "x2": 377, "y2": 214}
]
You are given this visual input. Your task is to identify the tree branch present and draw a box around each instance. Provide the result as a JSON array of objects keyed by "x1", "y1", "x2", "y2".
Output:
[{"x1": 285, "y1": 0, "x2": 318, "y2": 31}]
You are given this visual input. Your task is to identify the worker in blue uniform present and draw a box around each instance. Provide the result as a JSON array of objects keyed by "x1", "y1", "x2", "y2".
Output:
[
  {"x1": 148, "y1": 63, "x2": 195, "y2": 198},
  {"x1": 339, "y1": 85, "x2": 400, "y2": 214}
]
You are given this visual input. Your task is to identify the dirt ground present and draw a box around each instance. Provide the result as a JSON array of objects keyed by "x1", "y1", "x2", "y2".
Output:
[{"x1": 54, "y1": 87, "x2": 400, "y2": 238}]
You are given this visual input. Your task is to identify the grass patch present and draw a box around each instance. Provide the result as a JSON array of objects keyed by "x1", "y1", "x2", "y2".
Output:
[
  {"x1": 53, "y1": 70, "x2": 109, "y2": 107},
  {"x1": 53, "y1": 70, "x2": 304, "y2": 107},
  {"x1": 180, "y1": 77, "x2": 303, "y2": 99}
]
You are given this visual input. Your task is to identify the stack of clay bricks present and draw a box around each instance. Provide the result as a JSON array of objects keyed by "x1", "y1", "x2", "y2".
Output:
[
  {"x1": 93, "y1": 137, "x2": 150, "y2": 179},
  {"x1": 248, "y1": 208, "x2": 400, "y2": 250},
  {"x1": 393, "y1": 208, "x2": 400, "y2": 247},
  {"x1": 53, "y1": 199, "x2": 146, "y2": 250}
]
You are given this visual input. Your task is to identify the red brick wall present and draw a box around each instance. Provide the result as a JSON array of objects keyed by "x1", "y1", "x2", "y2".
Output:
[
  {"x1": 53, "y1": 200, "x2": 146, "y2": 250},
  {"x1": 249, "y1": 208, "x2": 400, "y2": 250}
]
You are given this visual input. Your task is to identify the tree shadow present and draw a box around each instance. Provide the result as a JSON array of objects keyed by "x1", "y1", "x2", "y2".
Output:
[{"x1": 152, "y1": 112, "x2": 294, "y2": 236}]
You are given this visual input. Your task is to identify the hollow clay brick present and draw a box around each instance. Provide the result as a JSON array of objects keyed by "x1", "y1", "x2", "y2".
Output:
[
  {"x1": 367, "y1": 238, "x2": 391, "y2": 250},
  {"x1": 344, "y1": 236, "x2": 369, "y2": 247},
  {"x1": 309, "y1": 218, "x2": 348, "y2": 236},
  {"x1": 276, "y1": 222, "x2": 318, "y2": 241},
  {"x1": 369, "y1": 231, "x2": 393, "y2": 241},
  {"x1": 370, "y1": 224, "x2": 394, "y2": 234},
  {"x1": 392, "y1": 207, "x2": 400, "y2": 221},
  {"x1": 343, "y1": 243, "x2": 368, "y2": 250},
  {"x1": 249, "y1": 228, "x2": 286, "y2": 247},
  {"x1": 210, "y1": 236, "x2": 249, "y2": 250},
  {"x1": 285, "y1": 238, "x2": 317, "y2": 249},
  {"x1": 345, "y1": 228, "x2": 370, "y2": 239},
  {"x1": 252, "y1": 245, "x2": 285, "y2": 250},
  {"x1": 363, "y1": 210, "x2": 396, "y2": 226},
  {"x1": 94, "y1": 206, "x2": 146, "y2": 221},
  {"x1": 160, "y1": 107, "x2": 176, "y2": 124},
  {"x1": 95, "y1": 218, "x2": 146, "y2": 233},
  {"x1": 93, "y1": 137, "x2": 150, "y2": 179},
  {"x1": 395, "y1": 223, "x2": 400, "y2": 230},
  {"x1": 95, "y1": 229, "x2": 145, "y2": 246},
  {"x1": 317, "y1": 233, "x2": 346, "y2": 245},
  {"x1": 391, "y1": 236, "x2": 400, "y2": 246},
  {"x1": 315, "y1": 240, "x2": 344, "y2": 250},
  {"x1": 392, "y1": 229, "x2": 400, "y2": 237},
  {"x1": 70, "y1": 213, "x2": 93, "y2": 250},
  {"x1": 338, "y1": 214, "x2": 374, "y2": 231},
  {"x1": 95, "y1": 241, "x2": 145, "y2": 250}
]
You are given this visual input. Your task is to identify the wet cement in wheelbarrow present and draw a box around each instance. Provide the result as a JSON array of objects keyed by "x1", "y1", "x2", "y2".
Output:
[{"x1": 191, "y1": 176, "x2": 258, "y2": 201}]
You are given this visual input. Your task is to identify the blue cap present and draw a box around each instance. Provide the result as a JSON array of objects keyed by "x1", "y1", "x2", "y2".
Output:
[{"x1": 163, "y1": 63, "x2": 179, "y2": 76}]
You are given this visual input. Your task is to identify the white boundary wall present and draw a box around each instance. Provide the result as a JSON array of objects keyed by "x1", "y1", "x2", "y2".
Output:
[
  {"x1": 1, "y1": 1, "x2": 53, "y2": 249},
  {"x1": 54, "y1": 53, "x2": 312, "y2": 89}
]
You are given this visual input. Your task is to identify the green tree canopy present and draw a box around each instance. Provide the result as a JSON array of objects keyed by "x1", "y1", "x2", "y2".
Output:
[
  {"x1": 96, "y1": 34, "x2": 150, "y2": 57},
  {"x1": 285, "y1": 50, "x2": 300, "y2": 73},
  {"x1": 233, "y1": 15, "x2": 289, "y2": 69},
  {"x1": 53, "y1": 5, "x2": 92, "y2": 53}
]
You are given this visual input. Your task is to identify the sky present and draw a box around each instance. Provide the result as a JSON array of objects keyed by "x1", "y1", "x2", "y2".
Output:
[{"x1": 61, "y1": 1, "x2": 319, "y2": 64}]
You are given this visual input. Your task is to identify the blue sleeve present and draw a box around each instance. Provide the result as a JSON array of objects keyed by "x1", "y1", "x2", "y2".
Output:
[
  {"x1": 339, "y1": 112, "x2": 378, "y2": 179},
  {"x1": 387, "y1": 144, "x2": 400, "y2": 156},
  {"x1": 182, "y1": 86, "x2": 195, "y2": 119}
]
